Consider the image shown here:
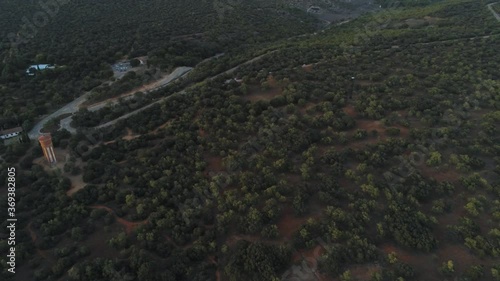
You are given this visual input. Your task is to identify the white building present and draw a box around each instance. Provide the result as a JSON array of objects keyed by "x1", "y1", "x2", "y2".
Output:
[
  {"x1": 0, "y1": 127, "x2": 23, "y2": 140},
  {"x1": 26, "y1": 64, "x2": 55, "y2": 76}
]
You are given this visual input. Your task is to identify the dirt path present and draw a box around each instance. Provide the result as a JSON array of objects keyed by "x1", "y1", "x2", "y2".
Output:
[
  {"x1": 65, "y1": 173, "x2": 86, "y2": 197},
  {"x1": 95, "y1": 91, "x2": 184, "y2": 129},
  {"x1": 26, "y1": 2, "x2": 500, "y2": 139},
  {"x1": 86, "y1": 66, "x2": 192, "y2": 112},
  {"x1": 27, "y1": 222, "x2": 51, "y2": 260},
  {"x1": 90, "y1": 205, "x2": 148, "y2": 234},
  {"x1": 96, "y1": 50, "x2": 279, "y2": 129},
  {"x1": 28, "y1": 67, "x2": 192, "y2": 139},
  {"x1": 94, "y1": 26, "x2": 500, "y2": 131}
]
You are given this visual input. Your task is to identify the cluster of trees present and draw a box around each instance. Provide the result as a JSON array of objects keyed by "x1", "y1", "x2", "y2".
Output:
[
  {"x1": 1, "y1": 0, "x2": 500, "y2": 280},
  {"x1": 0, "y1": 0, "x2": 317, "y2": 131},
  {"x1": 86, "y1": 71, "x2": 146, "y2": 103},
  {"x1": 224, "y1": 241, "x2": 290, "y2": 281}
]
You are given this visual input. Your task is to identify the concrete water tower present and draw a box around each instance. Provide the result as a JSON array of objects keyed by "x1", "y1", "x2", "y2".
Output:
[{"x1": 38, "y1": 134, "x2": 57, "y2": 164}]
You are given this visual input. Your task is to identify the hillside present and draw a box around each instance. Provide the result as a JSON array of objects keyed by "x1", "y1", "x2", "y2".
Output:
[
  {"x1": 0, "y1": 0, "x2": 317, "y2": 128},
  {"x1": 0, "y1": 0, "x2": 499, "y2": 281}
]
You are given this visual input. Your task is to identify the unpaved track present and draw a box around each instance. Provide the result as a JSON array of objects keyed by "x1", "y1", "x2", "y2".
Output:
[{"x1": 96, "y1": 50, "x2": 280, "y2": 129}]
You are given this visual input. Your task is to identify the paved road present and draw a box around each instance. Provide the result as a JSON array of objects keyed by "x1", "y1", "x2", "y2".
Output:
[
  {"x1": 96, "y1": 50, "x2": 279, "y2": 129},
  {"x1": 488, "y1": 2, "x2": 500, "y2": 21},
  {"x1": 94, "y1": 27, "x2": 500, "y2": 131},
  {"x1": 27, "y1": 66, "x2": 192, "y2": 139},
  {"x1": 28, "y1": 92, "x2": 91, "y2": 139},
  {"x1": 87, "y1": 66, "x2": 192, "y2": 112},
  {"x1": 60, "y1": 115, "x2": 76, "y2": 134},
  {"x1": 33, "y1": 3, "x2": 500, "y2": 137}
]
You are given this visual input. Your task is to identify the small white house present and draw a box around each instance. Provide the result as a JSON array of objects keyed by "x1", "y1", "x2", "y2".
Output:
[
  {"x1": 26, "y1": 64, "x2": 55, "y2": 76},
  {"x1": 0, "y1": 127, "x2": 23, "y2": 140}
]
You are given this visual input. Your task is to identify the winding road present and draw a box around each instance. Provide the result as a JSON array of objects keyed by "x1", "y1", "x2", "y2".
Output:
[
  {"x1": 27, "y1": 66, "x2": 193, "y2": 139},
  {"x1": 29, "y1": 51, "x2": 273, "y2": 137},
  {"x1": 30, "y1": 2, "x2": 500, "y2": 137},
  {"x1": 28, "y1": 92, "x2": 91, "y2": 139},
  {"x1": 86, "y1": 66, "x2": 192, "y2": 112},
  {"x1": 95, "y1": 1, "x2": 500, "y2": 131}
]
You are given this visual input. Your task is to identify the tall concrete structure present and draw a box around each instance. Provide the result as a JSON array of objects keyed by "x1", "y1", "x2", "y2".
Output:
[{"x1": 38, "y1": 134, "x2": 57, "y2": 164}]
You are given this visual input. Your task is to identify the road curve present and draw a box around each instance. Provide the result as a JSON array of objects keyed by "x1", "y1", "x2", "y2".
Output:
[
  {"x1": 96, "y1": 50, "x2": 279, "y2": 130},
  {"x1": 28, "y1": 92, "x2": 91, "y2": 139},
  {"x1": 34, "y1": 3, "x2": 500, "y2": 137},
  {"x1": 27, "y1": 66, "x2": 192, "y2": 139},
  {"x1": 87, "y1": 66, "x2": 192, "y2": 112}
]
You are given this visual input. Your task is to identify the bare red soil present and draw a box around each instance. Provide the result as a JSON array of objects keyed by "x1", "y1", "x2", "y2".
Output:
[
  {"x1": 90, "y1": 205, "x2": 148, "y2": 235},
  {"x1": 343, "y1": 104, "x2": 358, "y2": 117},
  {"x1": 277, "y1": 207, "x2": 321, "y2": 240},
  {"x1": 122, "y1": 127, "x2": 140, "y2": 141},
  {"x1": 396, "y1": 125, "x2": 410, "y2": 137},
  {"x1": 380, "y1": 240, "x2": 498, "y2": 281},
  {"x1": 339, "y1": 118, "x2": 411, "y2": 150},
  {"x1": 205, "y1": 155, "x2": 224, "y2": 173},
  {"x1": 152, "y1": 121, "x2": 171, "y2": 134},
  {"x1": 27, "y1": 222, "x2": 52, "y2": 261},
  {"x1": 381, "y1": 243, "x2": 417, "y2": 263},
  {"x1": 66, "y1": 173, "x2": 86, "y2": 197},
  {"x1": 355, "y1": 119, "x2": 385, "y2": 132},
  {"x1": 199, "y1": 128, "x2": 207, "y2": 137},
  {"x1": 418, "y1": 166, "x2": 460, "y2": 182},
  {"x1": 298, "y1": 102, "x2": 319, "y2": 115},
  {"x1": 436, "y1": 244, "x2": 479, "y2": 267},
  {"x1": 348, "y1": 264, "x2": 382, "y2": 281},
  {"x1": 244, "y1": 86, "x2": 282, "y2": 102},
  {"x1": 226, "y1": 234, "x2": 263, "y2": 246},
  {"x1": 278, "y1": 215, "x2": 310, "y2": 240},
  {"x1": 380, "y1": 244, "x2": 441, "y2": 281},
  {"x1": 243, "y1": 75, "x2": 283, "y2": 102}
]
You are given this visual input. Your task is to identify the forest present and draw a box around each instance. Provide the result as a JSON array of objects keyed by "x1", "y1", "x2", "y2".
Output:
[
  {"x1": 1, "y1": 0, "x2": 500, "y2": 280},
  {"x1": 0, "y1": 0, "x2": 316, "y2": 131}
]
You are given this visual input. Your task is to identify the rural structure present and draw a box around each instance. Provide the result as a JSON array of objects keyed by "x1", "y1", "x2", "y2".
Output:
[
  {"x1": 0, "y1": 126, "x2": 23, "y2": 140},
  {"x1": 38, "y1": 134, "x2": 57, "y2": 164},
  {"x1": 26, "y1": 64, "x2": 55, "y2": 76}
]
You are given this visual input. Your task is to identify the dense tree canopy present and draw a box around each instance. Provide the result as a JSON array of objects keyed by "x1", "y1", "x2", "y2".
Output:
[{"x1": 1, "y1": 0, "x2": 499, "y2": 280}]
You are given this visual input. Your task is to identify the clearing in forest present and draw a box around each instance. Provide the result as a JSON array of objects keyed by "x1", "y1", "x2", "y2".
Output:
[{"x1": 242, "y1": 75, "x2": 283, "y2": 102}]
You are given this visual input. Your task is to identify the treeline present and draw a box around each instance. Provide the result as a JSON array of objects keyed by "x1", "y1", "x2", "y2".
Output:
[
  {"x1": 0, "y1": 0, "x2": 317, "y2": 131},
  {"x1": 2, "y1": 0, "x2": 500, "y2": 280}
]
